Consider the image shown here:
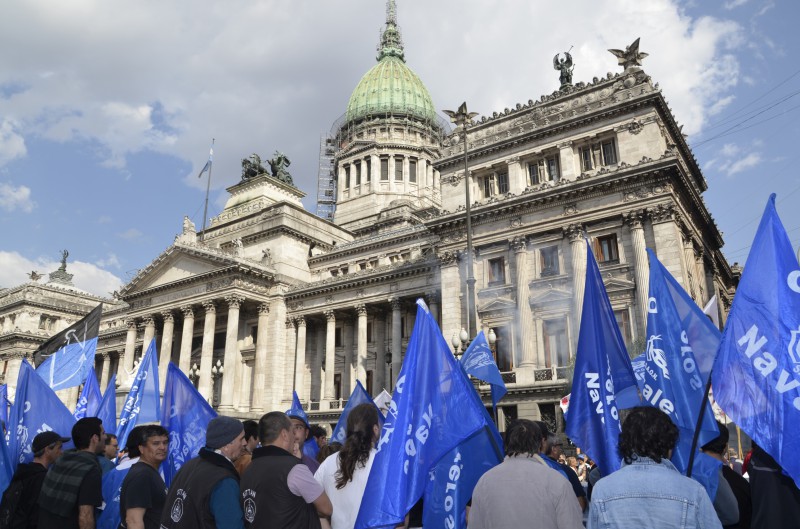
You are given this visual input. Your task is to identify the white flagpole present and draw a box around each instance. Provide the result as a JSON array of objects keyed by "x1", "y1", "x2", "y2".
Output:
[{"x1": 200, "y1": 139, "x2": 214, "y2": 242}]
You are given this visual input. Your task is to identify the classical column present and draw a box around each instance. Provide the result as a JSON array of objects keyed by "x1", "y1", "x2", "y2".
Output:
[
  {"x1": 324, "y1": 311, "x2": 336, "y2": 401},
  {"x1": 198, "y1": 301, "x2": 216, "y2": 401},
  {"x1": 219, "y1": 296, "x2": 243, "y2": 411},
  {"x1": 99, "y1": 353, "x2": 112, "y2": 392},
  {"x1": 118, "y1": 318, "x2": 137, "y2": 385},
  {"x1": 342, "y1": 316, "x2": 354, "y2": 397},
  {"x1": 5, "y1": 354, "x2": 23, "y2": 396},
  {"x1": 159, "y1": 311, "x2": 175, "y2": 391},
  {"x1": 285, "y1": 318, "x2": 297, "y2": 399},
  {"x1": 564, "y1": 224, "x2": 586, "y2": 333},
  {"x1": 356, "y1": 304, "x2": 368, "y2": 385},
  {"x1": 625, "y1": 210, "x2": 650, "y2": 333},
  {"x1": 294, "y1": 317, "x2": 307, "y2": 398},
  {"x1": 251, "y1": 302, "x2": 270, "y2": 413},
  {"x1": 390, "y1": 298, "x2": 402, "y2": 389},
  {"x1": 512, "y1": 236, "x2": 536, "y2": 376},
  {"x1": 438, "y1": 251, "x2": 462, "y2": 352},
  {"x1": 178, "y1": 306, "x2": 194, "y2": 373},
  {"x1": 373, "y1": 309, "x2": 386, "y2": 395},
  {"x1": 694, "y1": 245, "x2": 707, "y2": 304},
  {"x1": 238, "y1": 357, "x2": 252, "y2": 412},
  {"x1": 141, "y1": 317, "x2": 156, "y2": 353},
  {"x1": 681, "y1": 231, "x2": 699, "y2": 300},
  {"x1": 267, "y1": 298, "x2": 288, "y2": 410},
  {"x1": 426, "y1": 291, "x2": 440, "y2": 325},
  {"x1": 314, "y1": 323, "x2": 325, "y2": 401}
]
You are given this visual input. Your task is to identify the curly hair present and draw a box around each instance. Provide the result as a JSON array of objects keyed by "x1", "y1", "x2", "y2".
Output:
[
  {"x1": 504, "y1": 419, "x2": 541, "y2": 457},
  {"x1": 335, "y1": 404, "x2": 379, "y2": 489},
  {"x1": 618, "y1": 407, "x2": 679, "y2": 464}
]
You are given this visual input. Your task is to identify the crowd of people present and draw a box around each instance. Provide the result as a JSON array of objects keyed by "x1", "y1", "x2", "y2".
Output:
[{"x1": 2, "y1": 405, "x2": 799, "y2": 529}]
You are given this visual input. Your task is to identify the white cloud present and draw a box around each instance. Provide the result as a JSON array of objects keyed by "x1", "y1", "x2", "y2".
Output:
[
  {"x1": 0, "y1": 0, "x2": 745, "y2": 197},
  {"x1": 724, "y1": 0, "x2": 749, "y2": 9},
  {"x1": 0, "y1": 118, "x2": 26, "y2": 164},
  {"x1": 95, "y1": 253, "x2": 121, "y2": 269},
  {"x1": 724, "y1": 152, "x2": 762, "y2": 176},
  {"x1": 116, "y1": 228, "x2": 142, "y2": 240},
  {"x1": 0, "y1": 181, "x2": 35, "y2": 212},
  {"x1": 720, "y1": 143, "x2": 738, "y2": 157},
  {"x1": 708, "y1": 95, "x2": 735, "y2": 116},
  {"x1": 0, "y1": 251, "x2": 122, "y2": 297}
]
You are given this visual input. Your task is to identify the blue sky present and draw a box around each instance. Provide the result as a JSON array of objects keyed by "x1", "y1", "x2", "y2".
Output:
[{"x1": 0, "y1": 0, "x2": 797, "y2": 296}]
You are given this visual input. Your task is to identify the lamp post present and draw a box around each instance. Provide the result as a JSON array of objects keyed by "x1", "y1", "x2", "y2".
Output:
[
  {"x1": 443, "y1": 102, "x2": 479, "y2": 341},
  {"x1": 451, "y1": 326, "x2": 470, "y2": 357}
]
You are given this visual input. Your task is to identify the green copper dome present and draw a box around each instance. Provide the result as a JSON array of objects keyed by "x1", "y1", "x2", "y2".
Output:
[{"x1": 344, "y1": 0, "x2": 436, "y2": 125}]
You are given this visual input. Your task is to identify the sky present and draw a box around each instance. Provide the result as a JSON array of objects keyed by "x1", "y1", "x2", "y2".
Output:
[{"x1": 0, "y1": 0, "x2": 797, "y2": 297}]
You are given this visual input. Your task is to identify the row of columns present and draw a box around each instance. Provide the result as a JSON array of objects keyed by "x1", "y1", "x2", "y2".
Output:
[{"x1": 338, "y1": 154, "x2": 439, "y2": 200}]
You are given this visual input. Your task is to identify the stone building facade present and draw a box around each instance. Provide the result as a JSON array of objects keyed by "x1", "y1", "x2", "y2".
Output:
[{"x1": 0, "y1": 2, "x2": 736, "y2": 434}]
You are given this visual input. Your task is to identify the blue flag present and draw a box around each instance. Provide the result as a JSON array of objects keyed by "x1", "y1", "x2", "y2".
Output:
[
  {"x1": 0, "y1": 427, "x2": 12, "y2": 497},
  {"x1": 7, "y1": 361, "x2": 76, "y2": 471},
  {"x1": 355, "y1": 300, "x2": 489, "y2": 529},
  {"x1": 74, "y1": 366, "x2": 102, "y2": 420},
  {"x1": 35, "y1": 304, "x2": 102, "y2": 391},
  {"x1": 712, "y1": 195, "x2": 800, "y2": 488},
  {"x1": 330, "y1": 380, "x2": 384, "y2": 445},
  {"x1": 566, "y1": 241, "x2": 638, "y2": 477},
  {"x1": 631, "y1": 353, "x2": 646, "y2": 392},
  {"x1": 423, "y1": 365, "x2": 503, "y2": 529},
  {"x1": 285, "y1": 391, "x2": 320, "y2": 460},
  {"x1": 197, "y1": 141, "x2": 214, "y2": 178},
  {"x1": 0, "y1": 384, "x2": 8, "y2": 427},
  {"x1": 644, "y1": 250, "x2": 721, "y2": 497},
  {"x1": 117, "y1": 339, "x2": 161, "y2": 451},
  {"x1": 97, "y1": 458, "x2": 135, "y2": 529},
  {"x1": 160, "y1": 363, "x2": 217, "y2": 486},
  {"x1": 96, "y1": 374, "x2": 117, "y2": 434},
  {"x1": 460, "y1": 330, "x2": 507, "y2": 411}
]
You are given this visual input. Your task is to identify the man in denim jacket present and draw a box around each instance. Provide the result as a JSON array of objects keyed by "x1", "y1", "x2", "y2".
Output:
[{"x1": 588, "y1": 407, "x2": 722, "y2": 529}]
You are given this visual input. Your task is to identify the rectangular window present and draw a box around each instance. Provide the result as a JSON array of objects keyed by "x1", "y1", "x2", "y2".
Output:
[
  {"x1": 355, "y1": 162, "x2": 361, "y2": 186},
  {"x1": 614, "y1": 309, "x2": 632, "y2": 347},
  {"x1": 344, "y1": 165, "x2": 351, "y2": 188},
  {"x1": 409, "y1": 159, "x2": 417, "y2": 183},
  {"x1": 488, "y1": 257, "x2": 506, "y2": 285},
  {"x1": 334, "y1": 374, "x2": 342, "y2": 400},
  {"x1": 381, "y1": 158, "x2": 389, "y2": 180},
  {"x1": 594, "y1": 234, "x2": 619, "y2": 263},
  {"x1": 601, "y1": 140, "x2": 617, "y2": 165},
  {"x1": 581, "y1": 138, "x2": 617, "y2": 171},
  {"x1": 528, "y1": 156, "x2": 560, "y2": 185},
  {"x1": 483, "y1": 175, "x2": 494, "y2": 197},
  {"x1": 394, "y1": 157, "x2": 403, "y2": 181},
  {"x1": 540, "y1": 246, "x2": 560, "y2": 276},
  {"x1": 546, "y1": 156, "x2": 560, "y2": 181},
  {"x1": 494, "y1": 325, "x2": 513, "y2": 372},
  {"x1": 543, "y1": 320, "x2": 569, "y2": 368},
  {"x1": 528, "y1": 161, "x2": 542, "y2": 185},
  {"x1": 497, "y1": 171, "x2": 509, "y2": 194},
  {"x1": 365, "y1": 158, "x2": 372, "y2": 181}
]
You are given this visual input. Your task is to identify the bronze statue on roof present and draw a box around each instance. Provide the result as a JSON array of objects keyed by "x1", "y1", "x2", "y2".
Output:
[
  {"x1": 608, "y1": 38, "x2": 649, "y2": 72},
  {"x1": 268, "y1": 151, "x2": 294, "y2": 186},
  {"x1": 553, "y1": 51, "x2": 574, "y2": 89}
]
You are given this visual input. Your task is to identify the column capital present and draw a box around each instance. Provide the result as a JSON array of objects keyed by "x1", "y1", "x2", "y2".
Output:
[
  {"x1": 142, "y1": 316, "x2": 155, "y2": 327},
  {"x1": 324, "y1": 310, "x2": 336, "y2": 322},
  {"x1": 436, "y1": 249, "x2": 459, "y2": 266},
  {"x1": 126, "y1": 318, "x2": 137, "y2": 329},
  {"x1": 285, "y1": 318, "x2": 296, "y2": 329},
  {"x1": 646, "y1": 202, "x2": 677, "y2": 224},
  {"x1": 389, "y1": 298, "x2": 403, "y2": 311},
  {"x1": 425, "y1": 290, "x2": 441, "y2": 305},
  {"x1": 510, "y1": 235, "x2": 528, "y2": 253},
  {"x1": 355, "y1": 304, "x2": 367, "y2": 316},
  {"x1": 505, "y1": 156, "x2": 521, "y2": 165},
  {"x1": 225, "y1": 295, "x2": 245, "y2": 309},
  {"x1": 562, "y1": 223, "x2": 585, "y2": 243},
  {"x1": 258, "y1": 302, "x2": 270, "y2": 315},
  {"x1": 202, "y1": 300, "x2": 216, "y2": 313},
  {"x1": 623, "y1": 209, "x2": 646, "y2": 230},
  {"x1": 295, "y1": 315, "x2": 306, "y2": 327},
  {"x1": 161, "y1": 310, "x2": 175, "y2": 323},
  {"x1": 180, "y1": 305, "x2": 194, "y2": 318}
]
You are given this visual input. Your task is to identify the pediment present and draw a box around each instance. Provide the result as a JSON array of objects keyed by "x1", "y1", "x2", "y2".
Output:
[
  {"x1": 603, "y1": 275, "x2": 636, "y2": 293},
  {"x1": 530, "y1": 287, "x2": 572, "y2": 306},
  {"x1": 478, "y1": 297, "x2": 517, "y2": 313},
  {"x1": 120, "y1": 243, "x2": 243, "y2": 296}
]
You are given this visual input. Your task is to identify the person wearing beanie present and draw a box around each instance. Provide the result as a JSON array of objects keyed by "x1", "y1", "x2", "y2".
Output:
[{"x1": 160, "y1": 416, "x2": 246, "y2": 529}]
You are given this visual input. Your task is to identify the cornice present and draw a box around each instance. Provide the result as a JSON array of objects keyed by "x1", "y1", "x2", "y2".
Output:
[{"x1": 287, "y1": 259, "x2": 434, "y2": 299}]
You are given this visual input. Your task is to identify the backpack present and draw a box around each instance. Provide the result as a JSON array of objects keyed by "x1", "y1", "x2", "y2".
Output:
[{"x1": 0, "y1": 478, "x2": 26, "y2": 529}]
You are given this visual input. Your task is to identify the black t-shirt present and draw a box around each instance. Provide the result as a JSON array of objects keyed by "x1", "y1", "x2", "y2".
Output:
[
  {"x1": 37, "y1": 465, "x2": 103, "y2": 529},
  {"x1": 119, "y1": 462, "x2": 167, "y2": 529}
]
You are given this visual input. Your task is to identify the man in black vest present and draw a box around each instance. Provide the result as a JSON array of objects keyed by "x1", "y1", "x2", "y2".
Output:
[
  {"x1": 240, "y1": 412, "x2": 332, "y2": 529},
  {"x1": 161, "y1": 416, "x2": 247, "y2": 529}
]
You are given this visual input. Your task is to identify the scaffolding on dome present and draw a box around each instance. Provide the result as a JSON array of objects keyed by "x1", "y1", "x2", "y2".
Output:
[{"x1": 315, "y1": 135, "x2": 337, "y2": 221}]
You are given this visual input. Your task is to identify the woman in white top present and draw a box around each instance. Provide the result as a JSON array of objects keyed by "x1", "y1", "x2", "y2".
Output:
[{"x1": 314, "y1": 403, "x2": 380, "y2": 529}]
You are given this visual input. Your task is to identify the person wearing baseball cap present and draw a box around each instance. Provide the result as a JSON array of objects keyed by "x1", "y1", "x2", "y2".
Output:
[
  {"x1": 0, "y1": 431, "x2": 69, "y2": 528},
  {"x1": 160, "y1": 416, "x2": 246, "y2": 529}
]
